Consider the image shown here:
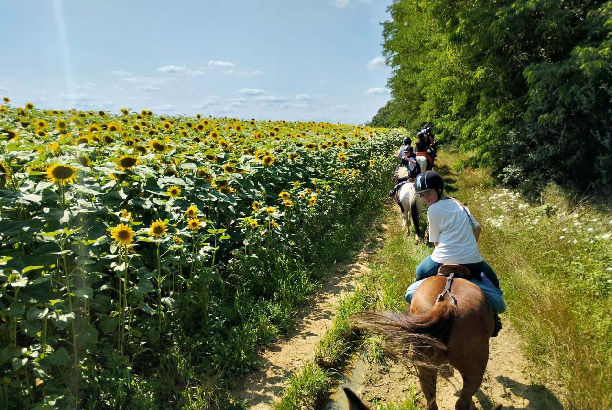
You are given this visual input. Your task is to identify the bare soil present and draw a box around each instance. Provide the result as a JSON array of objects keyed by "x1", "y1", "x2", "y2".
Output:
[{"x1": 232, "y1": 228, "x2": 386, "y2": 409}]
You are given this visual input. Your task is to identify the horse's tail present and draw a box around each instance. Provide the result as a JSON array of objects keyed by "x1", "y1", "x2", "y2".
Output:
[
  {"x1": 350, "y1": 303, "x2": 456, "y2": 362},
  {"x1": 410, "y1": 197, "x2": 421, "y2": 236},
  {"x1": 343, "y1": 387, "x2": 371, "y2": 410}
]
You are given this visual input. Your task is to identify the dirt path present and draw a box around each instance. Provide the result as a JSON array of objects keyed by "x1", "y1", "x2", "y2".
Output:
[{"x1": 232, "y1": 229, "x2": 387, "y2": 409}]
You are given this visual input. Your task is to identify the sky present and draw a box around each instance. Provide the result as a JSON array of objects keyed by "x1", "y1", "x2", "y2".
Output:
[{"x1": 0, "y1": 0, "x2": 393, "y2": 124}]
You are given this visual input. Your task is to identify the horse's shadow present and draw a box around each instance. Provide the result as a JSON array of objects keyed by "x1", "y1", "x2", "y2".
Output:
[
  {"x1": 475, "y1": 375, "x2": 563, "y2": 409},
  {"x1": 434, "y1": 164, "x2": 458, "y2": 193}
]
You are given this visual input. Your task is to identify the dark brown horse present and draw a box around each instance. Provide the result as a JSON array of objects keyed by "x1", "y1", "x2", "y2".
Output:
[{"x1": 350, "y1": 267, "x2": 502, "y2": 410}]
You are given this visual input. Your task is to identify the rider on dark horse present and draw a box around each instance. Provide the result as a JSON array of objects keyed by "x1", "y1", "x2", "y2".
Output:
[{"x1": 404, "y1": 171, "x2": 505, "y2": 336}]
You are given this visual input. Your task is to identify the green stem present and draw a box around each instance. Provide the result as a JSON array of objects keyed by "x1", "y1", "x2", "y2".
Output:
[
  {"x1": 63, "y1": 255, "x2": 79, "y2": 400},
  {"x1": 156, "y1": 242, "x2": 162, "y2": 332}
]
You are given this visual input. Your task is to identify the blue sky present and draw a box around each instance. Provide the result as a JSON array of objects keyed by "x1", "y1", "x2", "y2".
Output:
[{"x1": 1, "y1": 0, "x2": 393, "y2": 124}]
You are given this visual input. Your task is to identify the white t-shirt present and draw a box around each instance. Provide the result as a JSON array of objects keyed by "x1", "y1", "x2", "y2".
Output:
[{"x1": 428, "y1": 198, "x2": 482, "y2": 264}]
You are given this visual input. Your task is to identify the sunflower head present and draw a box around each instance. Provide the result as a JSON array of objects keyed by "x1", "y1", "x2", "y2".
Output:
[
  {"x1": 185, "y1": 204, "x2": 198, "y2": 218},
  {"x1": 265, "y1": 206, "x2": 275, "y2": 215},
  {"x1": 309, "y1": 195, "x2": 317, "y2": 206},
  {"x1": 0, "y1": 162, "x2": 10, "y2": 186},
  {"x1": 25, "y1": 102, "x2": 34, "y2": 109},
  {"x1": 187, "y1": 218, "x2": 200, "y2": 231},
  {"x1": 251, "y1": 200, "x2": 260, "y2": 211},
  {"x1": 166, "y1": 185, "x2": 181, "y2": 198},
  {"x1": 149, "y1": 139, "x2": 166, "y2": 153},
  {"x1": 46, "y1": 164, "x2": 77, "y2": 185},
  {"x1": 283, "y1": 199, "x2": 293, "y2": 207},
  {"x1": 88, "y1": 124, "x2": 100, "y2": 133},
  {"x1": 117, "y1": 155, "x2": 140, "y2": 170},
  {"x1": 149, "y1": 219, "x2": 167, "y2": 238},
  {"x1": 261, "y1": 154, "x2": 275, "y2": 166},
  {"x1": 279, "y1": 191, "x2": 290, "y2": 200},
  {"x1": 249, "y1": 219, "x2": 258, "y2": 229},
  {"x1": 110, "y1": 223, "x2": 135, "y2": 246}
]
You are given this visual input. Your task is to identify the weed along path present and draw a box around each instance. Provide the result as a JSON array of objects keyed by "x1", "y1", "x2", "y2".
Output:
[{"x1": 232, "y1": 227, "x2": 387, "y2": 409}]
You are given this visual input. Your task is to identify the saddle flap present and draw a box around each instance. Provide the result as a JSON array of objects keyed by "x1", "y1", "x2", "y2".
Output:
[{"x1": 437, "y1": 264, "x2": 471, "y2": 279}]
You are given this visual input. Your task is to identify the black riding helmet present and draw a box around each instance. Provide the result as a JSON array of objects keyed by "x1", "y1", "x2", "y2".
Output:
[
  {"x1": 403, "y1": 137, "x2": 411, "y2": 145},
  {"x1": 414, "y1": 170, "x2": 444, "y2": 196}
]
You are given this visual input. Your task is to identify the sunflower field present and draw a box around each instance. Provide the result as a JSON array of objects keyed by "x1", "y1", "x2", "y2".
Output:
[{"x1": 0, "y1": 101, "x2": 400, "y2": 409}]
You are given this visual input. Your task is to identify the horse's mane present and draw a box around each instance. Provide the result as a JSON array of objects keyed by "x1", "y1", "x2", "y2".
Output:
[{"x1": 350, "y1": 302, "x2": 456, "y2": 365}]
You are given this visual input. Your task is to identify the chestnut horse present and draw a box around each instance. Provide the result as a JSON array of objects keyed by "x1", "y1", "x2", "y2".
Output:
[{"x1": 350, "y1": 268, "x2": 502, "y2": 410}]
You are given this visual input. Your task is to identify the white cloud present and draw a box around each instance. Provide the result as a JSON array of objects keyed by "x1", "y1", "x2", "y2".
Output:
[
  {"x1": 335, "y1": 0, "x2": 349, "y2": 7},
  {"x1": 237, "y1": 88, "x2": 265, "y2": 96},
  {"x1": 296, "y1": 94, "x2": 311, "y2": 101},
  {"x1": 112, "y1": 70, "x2": 133, "y2": 77},
  {"x1": 191, "y1": 97, "x2": 222, "y2": 109},
  {"x1": 136, "y1": 84, "x2": 160, "y2": 92},
  {"x1": 254, "y1": 95, "x2": 291, "y2": 106},
  {"x1": 224, "y1": 69, "x2": 264, "y2": 77},
  {"x1": 366, "y1": 56, "x2": 386, "y2": 70},
  {"x1": 157, "y1": 65, "x2": 187, "y2": 73},
  {"x1": 155, "y1": 104, "x2": 175, "y2": 112},
  {"x1": 55, "y1": 92, "x2": 93, "y2": 101},
  {"x1": 156, "y1": 65, "x2": 205, "y2": 76},
  {"x1": 366, "y1": 87, "x2": 390, "y2": 95},
  {"x1": 208, "y1": 60, "x2": 236, "y2": 68}
]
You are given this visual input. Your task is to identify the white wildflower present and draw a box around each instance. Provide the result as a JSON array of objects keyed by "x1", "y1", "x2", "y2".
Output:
[
  {"x1": 601, "y1": 233, "x2": 611, "y2": 239},
  {"x1": 587, "y1": 227, "x2": 594, "y2": 232},
  {"x1": 559, "y1": 235, "x2": 565, "y2": 240}
]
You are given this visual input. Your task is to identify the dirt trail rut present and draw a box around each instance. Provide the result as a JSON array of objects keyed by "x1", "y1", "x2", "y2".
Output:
[{"x1": 232, "y1": 231, "x2": 386, "y2": 409}]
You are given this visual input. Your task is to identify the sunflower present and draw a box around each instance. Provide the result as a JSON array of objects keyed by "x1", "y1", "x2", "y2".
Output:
[
  {"x1": 120, "y1": 209, "x2": 133, "y2": 222},
  {"x1": 305, "y1": 143, "x2": 317, "y2": 150},
  {"x1": 309, "y1": 195, "x2": 317, "y2": 206},
  {"x1": 219, "y1": 186, "x2": 234, "y2": 194},
  {"x1": 173, "y1": 235, "x2": 183, "y2": 245},
  {"x1": 222, "y1": 163, "x2": 236, "y2": 173},
  {"x1": 205, "y1": 153, "x2": 217, "y2": 163},
  {"x1": 76, "y1": 136, "x2": 90, "y2": 145},
  {"x1": 110, "y1": 223, "x2": 135, "y2": 246},
  {"x1": 88, "y1": 124, "x2": 100, "y2": 133},
  {"x1": 149, "y1": 139, "x2": 166, "y2": 153},
  {"x1": 261, "y1": 154, "x2": 275, "y2": 166},
  {"x1": 166, "y1": 186, "x2": 181, "y2": 198},
  {"x1": 78, "y1": 155, "x2": 92, "y2": 167},
  {"x1": 117, "y1": 155, "x2": 140, "y2": 170},
  {"x1": 2, "y1": 97, "x2": 9, "y2": 103},
  {"x1": 185, "y1": 204, "x2": 198, "y2": 218},
  {"x1": 283, "y1": 199, "x2": 293, "y2": 207},
  {"x1": 6, "y1": 130, "x2": 18, "y2": 140},
  {"x1": 132, "y1": 124, "x2": 141, "y2": 131},
  {"x1": 249, "y1": 219, "x2": 258, "y2": 229},
  {"x1": 56, "y1": 119, "x2": 67, "y2": 131},
  {"x1": 279, "y1": 191, "x2": 290, "y2": 200},
  {"x1": 215, "y1": 178, "x2": 229, "y2": 188},
  {"x1": 187, "y1": 218, "x2": 200, "y2": 230},
  {"x1": 265, "y1": 206, "x2": 275, "y2": 215},
  {"x1": 338, "y1": 152, "x2": 347, "y2": 161},
  {"x1": 209, "y1": 130, "x2": 219, "y2": 139},
  {"x1": 369, "y1": 159, "x2": 376, "y2": 167},
  {"x1": 149, "y1": 219, "x2": 167, "y2": 238},
  {"x1": 0, "y1": 162, "x2": 10, "y2": 185},
  {"x1": 25, "y1": 102, "x2": 34, "y2": 109},
  {"x1": 251, "y1": 200, "x2": 260, "y2": 211},
  {"x1": 135, "y1": 145, "x2": 147, "y2": 155},
  {"x1": 46, "y1": 164, "x2": 77, "y2": 185}
]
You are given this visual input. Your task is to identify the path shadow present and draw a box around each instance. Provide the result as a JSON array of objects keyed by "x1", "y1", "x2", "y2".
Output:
[
  {"x1": 474, "y1": 376, "x2": 563, "y2": 410},
  {"x1": 434, "y1": 163, "x2": 458, "y2": 193}
]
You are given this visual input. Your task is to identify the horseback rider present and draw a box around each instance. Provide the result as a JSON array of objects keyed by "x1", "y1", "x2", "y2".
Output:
[
  {"x1": 423, "y1": 126, "x2": 437, "y2": 161},
  {"x1": 388, "y1": 150, "x2": 421, "y2": 197},
  {"x1": 404, "y1": 171, "x2": 505, "y2": 336},
  {"x1": 394, "y1": 136, "x2": 414, "y2": 167}
]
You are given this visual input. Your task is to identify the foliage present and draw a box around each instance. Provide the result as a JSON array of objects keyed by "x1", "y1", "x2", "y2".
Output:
[
  {"x1": 0, "y1": 103, "x2": 401, "y2": 408},
  {"x1": 373, "y1": 0, "x2": 612, "y2": 195}
]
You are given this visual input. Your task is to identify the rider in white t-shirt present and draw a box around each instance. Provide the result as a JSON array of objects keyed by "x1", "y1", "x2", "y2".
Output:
[{"x1": 404, "y1": 171, "x2": 505, "y2": 336}]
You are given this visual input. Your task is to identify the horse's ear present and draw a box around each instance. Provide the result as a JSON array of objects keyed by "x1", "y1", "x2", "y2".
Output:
[{"x1": 343, "y1": 387, "x2": 371, "y2": 410}]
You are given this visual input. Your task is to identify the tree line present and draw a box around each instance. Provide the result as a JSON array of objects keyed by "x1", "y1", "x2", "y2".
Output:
[{"x1": 371, "y1": 0, "x2": 612, "y2": 197}]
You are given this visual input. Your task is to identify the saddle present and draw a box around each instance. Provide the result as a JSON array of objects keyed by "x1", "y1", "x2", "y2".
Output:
[{"x1": 435, "y1": 264, "x2": 473, "y2": 305}]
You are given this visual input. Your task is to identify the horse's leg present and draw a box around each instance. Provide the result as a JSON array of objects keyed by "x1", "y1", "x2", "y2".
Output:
[
  {"x1": 454, "y1": 350, "x2": 488, "y2": 410},
  {"x1": 416, "y1": 365, "x2": 439, "y2": 410},
  {"x1": 410, "y1": 196, "x2": 421, "y2": 243}
]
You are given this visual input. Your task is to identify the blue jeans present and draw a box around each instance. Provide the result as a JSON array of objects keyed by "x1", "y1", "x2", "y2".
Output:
[{"x1": 407, "y1": 256, "x2": 506, "y2": 314}]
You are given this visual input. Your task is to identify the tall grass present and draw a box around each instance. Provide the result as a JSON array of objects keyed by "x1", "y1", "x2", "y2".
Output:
[{"x1": 443, "y1": 149, "x2": 612, "y2": 409}]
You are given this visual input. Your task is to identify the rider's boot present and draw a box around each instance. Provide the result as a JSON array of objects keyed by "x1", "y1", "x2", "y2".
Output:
[{"x1": 492, "y1": 313, "x2": 502, "y2": 337}]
